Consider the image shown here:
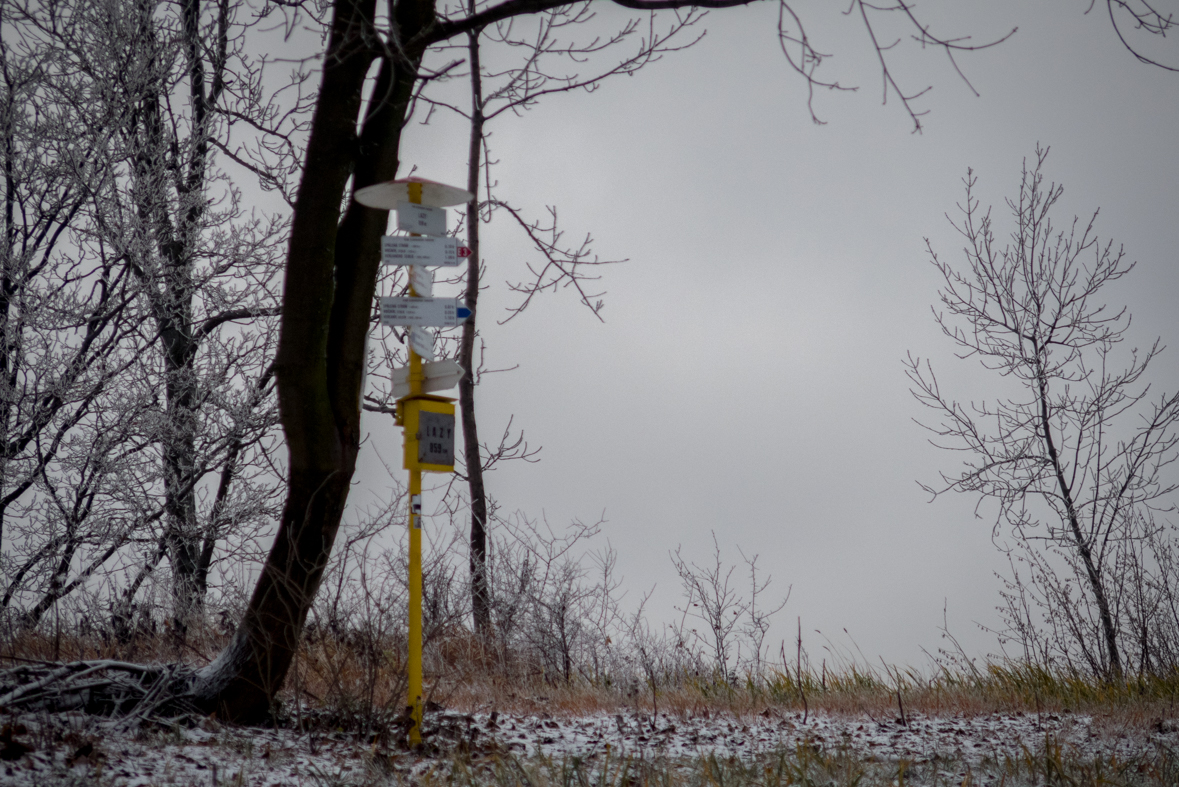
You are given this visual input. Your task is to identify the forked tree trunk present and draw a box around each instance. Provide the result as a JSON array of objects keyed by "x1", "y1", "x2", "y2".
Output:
[{"x1": 192, "y1": 0, "x2": 432, "y2": 721}]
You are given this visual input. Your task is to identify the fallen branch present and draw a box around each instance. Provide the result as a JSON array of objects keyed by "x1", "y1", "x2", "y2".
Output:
[{"x1": 0, "y1": 660, "x2": 199, "y2": 725}]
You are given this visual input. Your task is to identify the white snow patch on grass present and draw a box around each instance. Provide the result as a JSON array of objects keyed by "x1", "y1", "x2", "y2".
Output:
[{"x1": 0, "y1": 708, "x2": 1173, "y2": 785}]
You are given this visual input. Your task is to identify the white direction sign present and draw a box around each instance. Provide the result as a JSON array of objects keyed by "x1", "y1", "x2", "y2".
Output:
[
  {"x1": 379, "y1": 296, "x2": 472, "y2": 327},
  {"x1": 382, "y1": 236, "x2": 470, "y2": 267},
  {"x1": 391, "y1": 359, "x2": 465, "y2": 398},
  {"x1": 409, "y1": 266, "x2": 433, "y2": 297},
  {"x1": 408, "y1": 326, "x2": 434, "y2": 361},
  {"x1": 396, "y1": 203, "x2": 445, "y2": 237}
]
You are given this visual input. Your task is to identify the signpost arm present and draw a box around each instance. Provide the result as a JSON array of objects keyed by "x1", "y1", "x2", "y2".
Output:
[{"x1": 406, "y1": 180, "x2": 424, "y2": 745}]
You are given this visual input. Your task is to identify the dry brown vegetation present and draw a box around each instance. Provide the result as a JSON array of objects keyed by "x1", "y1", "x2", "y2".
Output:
[
  {"x1": 6, "y1": 597, "x2": 1179, "y2": 736},
  {"x1": 282, "y1": 626, "x2": 1179, "y2": 734}
]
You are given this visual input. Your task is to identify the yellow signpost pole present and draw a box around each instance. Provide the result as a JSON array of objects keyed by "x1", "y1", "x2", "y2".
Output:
[
  {"x1": 355, "y1": 174, "x2": 468, "y2": 748},
  {"x1": 405, "y1": 180, "x2": 425, "y2": 745}
]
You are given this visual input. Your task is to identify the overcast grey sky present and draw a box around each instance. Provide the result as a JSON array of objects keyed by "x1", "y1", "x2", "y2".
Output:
[{"x1": 351, "y1": 1, "x2": 1179, "y2": 668}]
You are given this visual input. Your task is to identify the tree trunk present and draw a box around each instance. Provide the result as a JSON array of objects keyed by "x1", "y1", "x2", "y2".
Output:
[
  {"x1": 461, "y1": 26, "x2": 492, "y2": 639},
  {"x1": 193, "y1": 0, "x2": 431, "y2": 722},
  {"x1": 1035, "y1": 363, "x2": 1123, "y2": 678},
  {"x1": 124, "y1": 0, "x2": 205, "y2": 635}
]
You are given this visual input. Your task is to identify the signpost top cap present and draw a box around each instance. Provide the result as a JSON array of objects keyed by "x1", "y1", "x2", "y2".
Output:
[{"x1": 354, "y1": 177, "x2": 473, "y2": 209}]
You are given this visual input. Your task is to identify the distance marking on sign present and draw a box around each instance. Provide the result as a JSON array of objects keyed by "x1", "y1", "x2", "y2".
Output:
[
  {"x1": 417, "y1": 410, "x2": 455, "y2": 467},
  {"x1": 381, "y1": 236, "x2": 471, "y2": 267}
]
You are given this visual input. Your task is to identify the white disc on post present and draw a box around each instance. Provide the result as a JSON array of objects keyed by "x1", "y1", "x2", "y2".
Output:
[{"x1": 354, "y1": 176, "x2": 473, "y2": 209}]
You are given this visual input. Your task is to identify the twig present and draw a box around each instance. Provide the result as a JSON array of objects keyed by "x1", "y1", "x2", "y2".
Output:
[
  {"x1": 796, "y1": 619, "x2": 808, "y2": 724},
  {"x1": 881, "y1": 659, "x2": 908, "y2": 727}
]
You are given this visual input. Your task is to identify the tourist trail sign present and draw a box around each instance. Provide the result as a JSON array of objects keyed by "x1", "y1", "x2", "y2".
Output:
[
  {"x1": 381, "y1": 236, "x2": 470, "y2": 267},
  {"x1": 379, "y1": 296, "x2": 472, "y2": 327}
]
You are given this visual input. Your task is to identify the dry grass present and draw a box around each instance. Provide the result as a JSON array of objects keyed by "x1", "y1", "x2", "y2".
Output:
[
  {"x1": 3, "y1": 621, "x2": 1178, "y2": 734},
  {"x1": 280, "y1": 624, "x2": 1179, "y2": 736},
  {"x1": 0, "y1": 621, "x2": 232, "y2": 666}
]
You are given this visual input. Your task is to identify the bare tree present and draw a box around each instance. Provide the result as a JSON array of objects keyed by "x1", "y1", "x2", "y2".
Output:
[
  {"x1": 438, "y1": 2, "x2": 683, "y2": 637},
  {"x1": 907, "y1": 147, "x2": 1179, "y2": 679},
  {"x1": 670, "y1": 532, "x2": 787, "y2": 682},
  {"x1": 95, "y1": 0, "x2": 285, "y2": 634},
  {"x1": 0, "y1": 0, "x2": 286, "y2": 639},
  {"x1": 0, "y1": 2, "x2": 160, "y2": 627},
  {"x1": 485, "y1": 512, "x2": 622, "y2": 682}
]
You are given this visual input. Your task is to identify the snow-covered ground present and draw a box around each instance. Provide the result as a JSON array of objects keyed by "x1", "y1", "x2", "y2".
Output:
[{"x1": 0, "y1": 707, "x2": 1175, "y2": 785}]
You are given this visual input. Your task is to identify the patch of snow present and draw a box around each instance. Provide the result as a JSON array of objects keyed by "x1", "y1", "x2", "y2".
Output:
[
  {"x1": 477, "y1": 708, "x2": 1175, "y2": 764},
  {"x1": 0, "y1": 708, "x2": 1173, "y2": 785}
]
